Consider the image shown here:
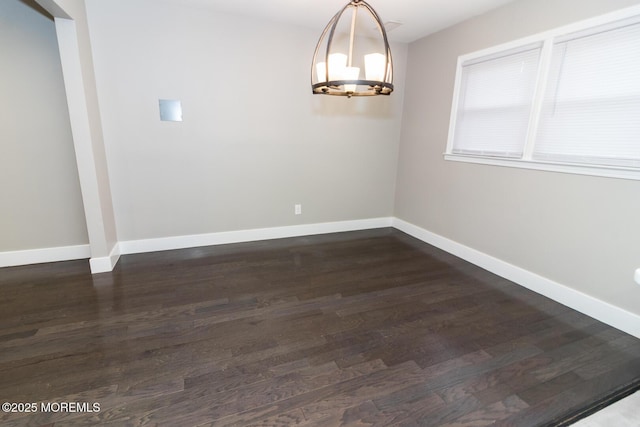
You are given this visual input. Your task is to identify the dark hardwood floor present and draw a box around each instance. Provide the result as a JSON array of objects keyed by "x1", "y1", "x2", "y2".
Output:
[{"x1": 1, "y1": 228, "x2": 639, "y2": 426}]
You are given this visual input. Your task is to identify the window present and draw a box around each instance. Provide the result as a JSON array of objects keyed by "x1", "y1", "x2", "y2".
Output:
[
  {"x1": 446, "y1": 6, "x2": 640, "y2": 180},
  {"x1": 452, "y1": 44, "x2": 541, "y2": 158}
]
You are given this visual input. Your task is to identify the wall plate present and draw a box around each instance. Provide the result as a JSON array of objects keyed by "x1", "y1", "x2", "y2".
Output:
[{"x1": 159, "y1": 99, "x2": 182, "y2": 122}]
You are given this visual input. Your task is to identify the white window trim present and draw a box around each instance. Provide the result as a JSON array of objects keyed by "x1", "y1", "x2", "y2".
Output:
[{"x1": 445, "y1": 4, "x2": 640, "y2": 181}]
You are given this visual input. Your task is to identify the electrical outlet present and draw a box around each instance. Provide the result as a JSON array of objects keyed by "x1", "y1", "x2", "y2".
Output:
[
  {"x1": 635, "y1": 268, "x2": 640, "y2": 286},
  {"x1": 294, "y1": 204, "x2": 302, "y2": 215}
]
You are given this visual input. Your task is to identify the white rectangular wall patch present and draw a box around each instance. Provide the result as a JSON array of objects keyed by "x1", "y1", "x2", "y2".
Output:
[{"x1": 159, "y1": 99, "x2": 182, "y2": 122}]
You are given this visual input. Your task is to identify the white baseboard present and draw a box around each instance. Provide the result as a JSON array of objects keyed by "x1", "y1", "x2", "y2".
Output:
[
  {"x1": 0, "y1": 244, "x2": 90, "y2": 268},
  {"x1": 89, "y1": 243, "x2": 121, "y2": 274},
  {"x1": 392, "y1": 218, "x2": 640, "y2": 339},
  {"x1": 119, "y1": 217, "x2": 394, "y2": 255},
  {"x1": 7, "y1": 217, "x2": 637, "y2": 339},
  {"x1": 0, "y1": 219, "x2": 392, "y2": 273}
]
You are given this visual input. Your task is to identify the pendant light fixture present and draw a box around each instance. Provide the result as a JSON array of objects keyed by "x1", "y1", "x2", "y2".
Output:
[{"x1": 311, "y1": 0, "x2": 393, "y2": 98}]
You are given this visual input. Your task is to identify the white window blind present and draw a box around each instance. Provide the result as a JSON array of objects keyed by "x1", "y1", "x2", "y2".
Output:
[
  {"x1": 452, "y1": 45, "x2": 541, "y2": 158},
  {"x1": 534, "y1": 18, "x2": 640, "y2": 168}
]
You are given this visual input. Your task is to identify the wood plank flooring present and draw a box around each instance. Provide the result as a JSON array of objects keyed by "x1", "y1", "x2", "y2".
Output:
[{"x1": 0, "y1": 228, "x2": 639, "y2": 426}]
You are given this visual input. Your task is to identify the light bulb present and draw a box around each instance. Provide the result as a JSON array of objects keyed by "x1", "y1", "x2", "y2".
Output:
[
  {"x1": 365, "y1": 53, "x2": 386, "y2": 82},
  {"x1": 329, "y1": 53, "x2": 348, "y2": 81},
  {"x1": 316, "y1": 53, "x2": 348, "y2": 83},
  {"x1": 343, "y1": 66, "x2": 360, "y2": 93}
]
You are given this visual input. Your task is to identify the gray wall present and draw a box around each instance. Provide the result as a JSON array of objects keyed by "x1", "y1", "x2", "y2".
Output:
[
  {"x1": 84, "y1": 0, "x2": 408, "y2": 241},
  {"x1": 0, "y1": 0, "x2": 88, "y2": 251},
  {"x1": 395, "y1": 0, "x2": 640, "y2": 315}
]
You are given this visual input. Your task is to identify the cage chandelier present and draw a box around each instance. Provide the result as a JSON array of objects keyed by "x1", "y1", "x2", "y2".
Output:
[{"x1": 311, "y1": 0, "x2": 393, "y2": 97}]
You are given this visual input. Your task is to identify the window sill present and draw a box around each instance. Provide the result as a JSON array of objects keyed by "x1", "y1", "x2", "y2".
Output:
[{"x1": 444, "y1": 153, "x2": 640, "y2": 181}]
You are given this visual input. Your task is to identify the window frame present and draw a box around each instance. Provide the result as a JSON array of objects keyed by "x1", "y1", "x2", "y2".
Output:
[{"x1": 445, "y1": 5, "x2": 640, "y2": 181}]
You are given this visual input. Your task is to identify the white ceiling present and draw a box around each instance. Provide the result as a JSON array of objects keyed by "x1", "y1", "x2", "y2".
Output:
[{"x1": 169, "y1": 0, "x2": 520, "y2": 43}]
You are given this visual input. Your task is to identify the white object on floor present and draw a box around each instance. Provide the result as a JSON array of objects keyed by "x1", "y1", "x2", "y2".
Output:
[{"x1": 571, "y1": 391, "x2": 640, "y2": 426}]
